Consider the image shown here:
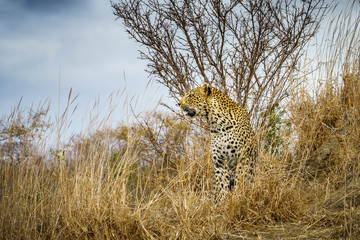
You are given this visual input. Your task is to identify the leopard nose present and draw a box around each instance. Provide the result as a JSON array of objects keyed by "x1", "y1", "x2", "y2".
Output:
[{"x1": 177, "y1": 102, "x2": 181, "y2": 106}]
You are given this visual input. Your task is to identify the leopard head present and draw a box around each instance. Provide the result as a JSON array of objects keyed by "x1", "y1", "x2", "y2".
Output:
[{"x1": 178, "y1": 83, "x2": 212, "y2": 118}]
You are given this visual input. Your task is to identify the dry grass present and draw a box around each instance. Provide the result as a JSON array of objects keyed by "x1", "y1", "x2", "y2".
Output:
[
  {"x1": 1, "y1": 70, "x2": 359, "y2": 239},
  {"x1": 1, "y1": 94, "x2": 359, "y2": 239},
  {"x1": 1, "y1": 4, "x2": 360, "y2": 240},
  {"x1": 0, "y1": 109, "x2": 307, "y2": 240}
]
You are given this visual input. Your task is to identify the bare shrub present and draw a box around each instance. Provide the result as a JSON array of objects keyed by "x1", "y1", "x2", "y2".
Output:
[{"x1": 111, "y1": 0, "x2": 328, "y2": 126}]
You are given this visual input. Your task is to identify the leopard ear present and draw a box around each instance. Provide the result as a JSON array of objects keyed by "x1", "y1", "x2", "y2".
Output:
[{"x1": 201, "y1": 83, "x2": 212, "y2": 96}]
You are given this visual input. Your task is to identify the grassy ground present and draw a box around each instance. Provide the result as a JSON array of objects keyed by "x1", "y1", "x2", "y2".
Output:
[{"x1": 1, "y1": 65, "x2": 359, "y2": 239}]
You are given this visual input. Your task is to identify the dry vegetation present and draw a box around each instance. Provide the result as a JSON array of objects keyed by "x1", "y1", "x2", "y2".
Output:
[{"x1": 1, "y1": 4, "x2": 360, "y2": 240}]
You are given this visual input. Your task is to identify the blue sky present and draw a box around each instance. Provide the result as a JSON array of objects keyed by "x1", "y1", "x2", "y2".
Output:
[{"x1": 0, "y1": 0, "x2": 169, "y2": 135}]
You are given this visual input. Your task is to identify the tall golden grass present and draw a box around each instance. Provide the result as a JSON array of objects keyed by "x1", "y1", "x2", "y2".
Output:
[{"x1": 1, "y1": 4, "x2": 360, "y2": 240}]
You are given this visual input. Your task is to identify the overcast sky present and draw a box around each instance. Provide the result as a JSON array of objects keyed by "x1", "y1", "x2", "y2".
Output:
[
  {"x1": 0, "y1": 0, "x2": 169, "y2": 136},
  {"x1": 0, "y1": 0, "x2": 358, "y2": 138}
]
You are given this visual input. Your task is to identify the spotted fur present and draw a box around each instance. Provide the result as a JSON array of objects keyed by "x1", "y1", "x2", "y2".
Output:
[{"x1": 178, "y1": 83, "x2": 257, "y2": 202}]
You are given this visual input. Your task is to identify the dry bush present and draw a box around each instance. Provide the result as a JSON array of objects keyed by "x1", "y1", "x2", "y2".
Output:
[
  {"x1": 1, "y1": 60, "x2": 359, "y2": 240},
  {"x1": 111, "y1": 0, "x2": 328, "y2": 126},
  {"x1": 287, "y1": 61, "x2": 360, "y2": 239},
  {"x1": 0, "y1": 102, "x2": 310, "y2": 239},
  {"x1": 0, "y1": 83, "x2": 358, "y2": 239},
  {"x1": 287, "y1": 3, "x2": 360, "y2": 236}
]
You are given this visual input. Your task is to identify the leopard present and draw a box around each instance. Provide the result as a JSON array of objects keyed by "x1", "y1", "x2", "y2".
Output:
[{"x1": 178, "y1": 83, "x2": 257, "y2": 202}]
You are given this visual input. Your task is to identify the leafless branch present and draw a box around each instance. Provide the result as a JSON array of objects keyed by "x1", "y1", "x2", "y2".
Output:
[{"x1": 111, "y1": 0, "x2": 328, "y2": 127}]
